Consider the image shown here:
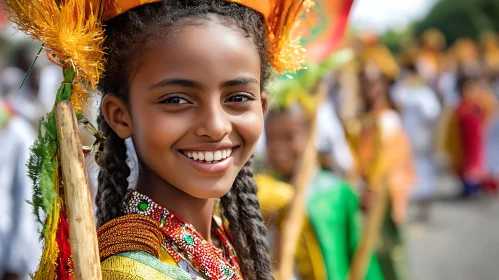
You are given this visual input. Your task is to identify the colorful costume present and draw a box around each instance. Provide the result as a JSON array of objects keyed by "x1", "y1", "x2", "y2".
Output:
[
  {"x1": 347, "y1": 42, "x2": 415, "y2": 280},
  {"x1": 3, "y1": 0, "x2": 314, "y2": 278},
  {"x1": 256, "y1": 170, "x2": 384, "y2": 280},
  {"x1": 99, "y1": 192, "x2": 240, "y2": 279},
  {"x1": 444, "y1": 85, "x2": 498, "y2": 195}
]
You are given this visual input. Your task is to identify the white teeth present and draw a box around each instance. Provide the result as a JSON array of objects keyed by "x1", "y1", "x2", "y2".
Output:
[
  {"x1": 214, "y1": 151, "x2": 222, "y2": 161},
  {"x1": 205, "y1": 151, "x2": 214, "y2": 162},
  {"x1": 183, "y1": 148, "x2": 234, "y2": 163}
]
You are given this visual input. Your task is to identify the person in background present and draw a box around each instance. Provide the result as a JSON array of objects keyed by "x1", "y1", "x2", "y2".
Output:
[
  {"x1": 445, "y1": 74, "x2": 498, "y2": 197},
  {"x1": 346, "y1": 42, "x2": 415, "y2": 280},
  {"x1": 257, "y1": 96, "x2": 384, "y2": 280},
  {"x1": 391, "y1": 49, "x2": 442, "y2": 222},
  {"x1": 0, "y1": 83, "x2": 42, "y2": 280}
]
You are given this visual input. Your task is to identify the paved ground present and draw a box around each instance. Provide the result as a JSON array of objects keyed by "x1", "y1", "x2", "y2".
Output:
[{"x1": 407, "y1": 168, "x2": 499, "y2": 280}]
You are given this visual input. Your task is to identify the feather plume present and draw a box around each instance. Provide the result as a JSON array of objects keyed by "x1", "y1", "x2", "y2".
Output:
[
  {"x1": 3, "y1": 0, "x2": 105, "y2": 89},
  {"x1": 266, "y1": 0, "x2": 315, "y2": 74}
]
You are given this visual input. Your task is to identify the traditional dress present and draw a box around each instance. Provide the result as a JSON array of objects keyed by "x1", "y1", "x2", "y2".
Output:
[
  {"x1": 444, "y1": 88, "x2": 498, "y2": 195},
  {"x1": 99, "y1": 192, "x2": 241, "y2": 280},
  {"x1": 256, "y1": 170, "x2": 384, "y2": 280},
  {"x1": 346, "y1": 109, "x2": 415, "y2": 280}
]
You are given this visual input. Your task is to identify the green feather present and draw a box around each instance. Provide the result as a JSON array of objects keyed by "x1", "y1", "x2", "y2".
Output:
[{"x1": 28, "y1": 68, "x2": 75, "y2": 237}]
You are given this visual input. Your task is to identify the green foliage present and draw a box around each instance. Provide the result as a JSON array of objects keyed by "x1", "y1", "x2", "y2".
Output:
[{"x1": 414, "y1": 0, "x2": 499, "y2": 44}]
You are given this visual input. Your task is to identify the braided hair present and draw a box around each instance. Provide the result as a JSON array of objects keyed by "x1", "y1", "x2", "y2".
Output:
[{"x1": 95, "y1": 1, "x2": 273, "y2": 279}]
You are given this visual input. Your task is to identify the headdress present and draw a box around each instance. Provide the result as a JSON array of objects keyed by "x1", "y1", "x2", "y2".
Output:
[
  {"x1": 2, "y1": 0, "x2": 314, "y2": 279},
  {"x1": 358, "y1": 42, "x2": 400, "y2": 81}
]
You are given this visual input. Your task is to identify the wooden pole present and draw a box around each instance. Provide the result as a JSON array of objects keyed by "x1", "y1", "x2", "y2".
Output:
[
  {"x1": 55, "y1": 101, "x2": 102, "y2": 280},
  {"x1": 348, "y1": 183, "x2": 390, "y2": 280},
  {"x1": 278, "y1": 83, "x2": 327, "y2": 279}
]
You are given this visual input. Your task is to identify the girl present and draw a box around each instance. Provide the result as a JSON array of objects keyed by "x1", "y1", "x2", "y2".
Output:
[{"x1": 93, "y1": 1, "x2": 310, "y2": 279}]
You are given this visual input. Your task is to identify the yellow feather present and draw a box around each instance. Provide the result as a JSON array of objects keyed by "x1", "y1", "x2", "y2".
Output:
[{"x1": 4, "y1": 0, "x2": 105, "y2": 90}]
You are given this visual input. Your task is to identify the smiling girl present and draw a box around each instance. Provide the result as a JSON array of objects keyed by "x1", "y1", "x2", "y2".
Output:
[{"x1": 90, "y1": 1, "x2": 312, "y2": 279}]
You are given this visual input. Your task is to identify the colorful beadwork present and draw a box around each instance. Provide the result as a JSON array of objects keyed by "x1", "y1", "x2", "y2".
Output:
[{"x1": 124, "y1": 191, "x2": 242, "y2": 280}]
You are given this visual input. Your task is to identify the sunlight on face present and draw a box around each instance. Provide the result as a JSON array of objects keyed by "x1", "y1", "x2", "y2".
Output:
[{"x1": 127, "y1": 18, "x2": 265, "y2": 198}]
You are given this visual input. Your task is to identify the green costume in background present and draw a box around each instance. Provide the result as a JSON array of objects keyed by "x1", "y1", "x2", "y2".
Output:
[{"x1": 256, "y1": 169, "x2": 385, "y2": 280}]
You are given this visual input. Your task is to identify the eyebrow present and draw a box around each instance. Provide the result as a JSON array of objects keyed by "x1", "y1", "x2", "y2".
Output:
[
  {"x1": 221, "y1": 77, "x2": 260, "y2": 88},
  {"x1": 151, "y1": 78, "x2": 203, "y2": 90},
  {"x1": 150, "y1": 76, "x2": 259, "y2": 90}
]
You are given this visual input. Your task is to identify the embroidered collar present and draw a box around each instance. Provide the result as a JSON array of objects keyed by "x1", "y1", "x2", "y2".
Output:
[{"x1": 124, "y1": 191, "x2": 242, "y2": 280}]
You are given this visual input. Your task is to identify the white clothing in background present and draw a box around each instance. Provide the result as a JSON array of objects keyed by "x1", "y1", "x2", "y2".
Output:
[
  {"x1": 391, "y1": 79, "x2": 441, "y2": 199},
  {"x1": 315, "y1": 98, "x2": 354, "y2": 173},
  {"x1": 0, "y1": 116, "x2": 42, "y2": 279}
]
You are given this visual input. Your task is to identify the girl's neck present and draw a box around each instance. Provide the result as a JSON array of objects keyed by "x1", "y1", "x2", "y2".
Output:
[{"x1": 135, "y1": 170, "x2": 216, "y2": 243}]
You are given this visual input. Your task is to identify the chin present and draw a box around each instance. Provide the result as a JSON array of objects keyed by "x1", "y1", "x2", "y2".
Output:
[{"x1": 185, "y1": 180, "x2": 234, "y2": 199}]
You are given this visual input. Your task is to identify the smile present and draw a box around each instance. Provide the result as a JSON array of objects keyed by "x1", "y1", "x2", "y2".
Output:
[{"x1": 180, "y1": 148, "x2": 235, "y2": 164}]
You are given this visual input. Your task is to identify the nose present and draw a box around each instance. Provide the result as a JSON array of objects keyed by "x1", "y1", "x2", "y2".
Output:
[{"x1": 195, "y1": 102, "x2": 231, "y2": 140}]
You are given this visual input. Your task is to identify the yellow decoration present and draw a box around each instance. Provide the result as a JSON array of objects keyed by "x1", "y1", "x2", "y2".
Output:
[
  {"x1": 4, "y1": 0, "x2": 105, "y2": 90},
  {"x1": 33, "y1": 172, "x2": 62, "y2": 280},
  {"x1": 69, "y1": 83, "x2": 88, "y2": 114}
]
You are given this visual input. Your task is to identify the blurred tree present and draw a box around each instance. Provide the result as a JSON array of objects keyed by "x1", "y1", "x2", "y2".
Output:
[{"x1": 414, "y1": 0, "x2": 499, "y2": 45}]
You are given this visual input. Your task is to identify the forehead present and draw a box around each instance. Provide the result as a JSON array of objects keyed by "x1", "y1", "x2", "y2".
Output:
[
  {"x1": 265, "y1": 111, "x2": 308, "y2": 133},
  {"x1": 131, "y1": 19, "x2": 261, "y2": 88}
]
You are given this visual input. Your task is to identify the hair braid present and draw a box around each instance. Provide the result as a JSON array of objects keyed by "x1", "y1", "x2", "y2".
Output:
[
  {"x1": 95, "y1": 112, "x2": 131, "y2": 227},
  {"x1": 221, "y1": 157, "x2": 273, "y2": 280}
]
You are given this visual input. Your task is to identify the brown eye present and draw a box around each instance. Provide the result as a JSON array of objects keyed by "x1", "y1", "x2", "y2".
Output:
[
  {"x1": 226, "y1": 93, "x2": 253, "y2": 103},
  {"x1": 161, "y1": 96, "x2": 190, "y2": 104}
]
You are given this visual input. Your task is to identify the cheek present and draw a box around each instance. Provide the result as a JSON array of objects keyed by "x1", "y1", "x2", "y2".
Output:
[
  {"x1": 233, "y1": 108, "x2": 264, "y2": 153},
  {"x1": 131, "y1": 107, "x2": 185, "y2": 160}
]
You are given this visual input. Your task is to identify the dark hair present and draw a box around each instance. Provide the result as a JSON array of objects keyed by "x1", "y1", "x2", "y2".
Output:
[{"x1": 94, "y1": 1, "x2": 273, "y2": 279}]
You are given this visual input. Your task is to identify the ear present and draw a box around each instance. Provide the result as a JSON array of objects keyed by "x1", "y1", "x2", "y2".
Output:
[
  {"x1": 101, "y1": 94, "x2": 133, "y2": 139},
  {"x1": 261, "y1": 91, "x2": 269, "y2": 114}
]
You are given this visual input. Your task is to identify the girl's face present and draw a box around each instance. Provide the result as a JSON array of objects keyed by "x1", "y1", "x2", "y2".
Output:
[{"x1": 104, "y1": 19, "x2": 266, "y2": 199}]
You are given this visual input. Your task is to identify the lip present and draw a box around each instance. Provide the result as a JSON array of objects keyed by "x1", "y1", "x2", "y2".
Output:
[{"x1": 179, "y1": 147, "x2": 239, "y2": 175}]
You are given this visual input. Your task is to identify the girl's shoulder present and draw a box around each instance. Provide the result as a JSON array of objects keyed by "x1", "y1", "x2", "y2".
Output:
[{"x1": 101, "y1": 251, "x2": 195, "y2": 280}]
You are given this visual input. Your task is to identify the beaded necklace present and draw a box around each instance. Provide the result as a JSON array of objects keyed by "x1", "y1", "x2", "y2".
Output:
[{"x1": 124, "y1": 191, "x2": 242, "y2": 280}]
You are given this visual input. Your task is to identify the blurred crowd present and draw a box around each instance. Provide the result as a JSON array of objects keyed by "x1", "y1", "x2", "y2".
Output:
[
  {"x1": 253, "y1": 29, "x2": 499, "y2": 279},
  {"x1": 1, "y1": 16, "x2": 499, "y2": 279}
]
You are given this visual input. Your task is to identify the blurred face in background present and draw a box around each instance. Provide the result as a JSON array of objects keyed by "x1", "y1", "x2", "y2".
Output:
[
  {"x1": 359, "y1": 70, "x2": 389, "y2": 110},
  {"x1": 265, "y1": 106, "x2": 310, "y2": 181}
]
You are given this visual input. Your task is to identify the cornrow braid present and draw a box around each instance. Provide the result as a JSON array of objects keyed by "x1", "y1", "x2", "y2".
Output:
[
  {"x1": 221, "y1": 157, "x2": 273, "y2": 280},
  {"x1": 95, "y1": 112, "x2": 130, "y2": 227}
]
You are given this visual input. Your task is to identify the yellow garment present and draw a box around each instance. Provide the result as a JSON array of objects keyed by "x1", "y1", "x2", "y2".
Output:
[
  {"x1": 101, "y1": 254, "x2": 175, "y2": 280},
  {"x1": 255, "y1": 174, "x2": 294, "y2": 214},
  {"x1": 255, "y1": 174, "x2": 326, "y2": 280},
  {"x1": 101, "y1": 249, "x2": 203, "y2": 280},
  {"x1": 294, "y1": 219, "x2": 327, "y2": 280},
  {"x1": 347, "y1": 110, "x2": 415, "y2": 223}
]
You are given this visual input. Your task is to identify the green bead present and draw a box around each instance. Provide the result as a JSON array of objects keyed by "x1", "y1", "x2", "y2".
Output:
[
  {"x1": 184, "y1": 234, "x2": 194, "y2": 245},
  {"x1": 138, "y1": 201, "x2": 149, "y2": 211},
  {"x1": 223, "y1": 267, "x2": 232, "y2": 276}
]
